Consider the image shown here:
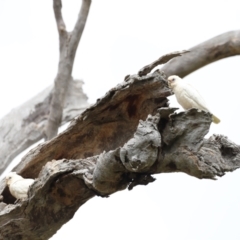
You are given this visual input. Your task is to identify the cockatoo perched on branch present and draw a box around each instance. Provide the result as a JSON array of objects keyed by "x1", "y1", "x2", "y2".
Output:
[
  {"x1": 167, "y1": 75, "x2": 220, "y2": 124},
  {"x1": 5, "y1": 172, "x2": 34, "y2": 200}
]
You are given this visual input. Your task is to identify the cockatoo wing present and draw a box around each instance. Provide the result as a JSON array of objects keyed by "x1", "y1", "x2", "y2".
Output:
[
  {"x1": 10, "y1": 179, "x2": 34, "y2": 199},
  {"x1": 179, "y1": 83, "x2": 209, "y2": 111},
  {"x1": 168, "y1": 75, "x2": 220, "y2": 124}
]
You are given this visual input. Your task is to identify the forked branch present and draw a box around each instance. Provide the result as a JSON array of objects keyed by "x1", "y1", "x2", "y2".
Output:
[{"x1": 44, "y1": 0, "x2": 92, "y2": 140}]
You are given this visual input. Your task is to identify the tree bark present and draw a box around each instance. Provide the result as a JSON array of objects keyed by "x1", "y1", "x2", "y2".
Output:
[
  {"x1": 44, "y1": 0, "x2": 91, "y2": 140},
  {"x1": 0, "y1": 104, "x2": 239, "y2": 239}
]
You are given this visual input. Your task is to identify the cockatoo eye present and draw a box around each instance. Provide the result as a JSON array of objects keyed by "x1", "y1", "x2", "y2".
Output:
[{"x1": 172, "y1": 78, "x2": 175, "y2": 81}]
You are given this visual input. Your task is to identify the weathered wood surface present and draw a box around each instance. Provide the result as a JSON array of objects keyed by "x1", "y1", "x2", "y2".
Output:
[{"x1": 0, "y1": 106, "x2": 239, "y2": 239}]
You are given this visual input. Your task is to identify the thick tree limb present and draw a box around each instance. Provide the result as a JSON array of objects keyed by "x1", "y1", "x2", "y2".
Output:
[
  {"x1": 0, "y1": 79, "x2": 89, "y2": 176},
  {"x1": 0, "y1": 106, "x2": 239, "y2": 239},
  {"x1": 0, "y1": 158, "x2": 96, "y2": 240},
  {"x1": 45, "y1": 0, "x2": 91, "y2": 140},
  {"x1": 139, "y1": 30, "x2": 240, "y2": 78},
  {"x1": 14, "y1": 70, "x2": 170, "y2": 179}
]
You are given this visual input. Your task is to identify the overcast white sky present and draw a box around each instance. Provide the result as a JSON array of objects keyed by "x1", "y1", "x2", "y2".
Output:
[{"x1": 0, "y1": 1, "x2": 240, "y2": 240}]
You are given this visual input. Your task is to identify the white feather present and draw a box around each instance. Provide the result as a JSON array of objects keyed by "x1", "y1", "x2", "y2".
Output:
[
  {"x1": 167, "y1": 75, "x2": 220, "y2": 124},
  {"x1": 5, "y1": 172, "x2": 34, "y2": 200}
]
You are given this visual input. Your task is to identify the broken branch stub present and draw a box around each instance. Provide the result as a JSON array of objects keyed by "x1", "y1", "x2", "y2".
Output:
[
  {"x1": 91, "y1": 113, "x2": 162, "y2": 196},
  {"x1": 120, "y1": 113, "x2": 161, "y2": 172},
  {"x1": 138, "y1": 50, "x2": 189, "y2": 77}
]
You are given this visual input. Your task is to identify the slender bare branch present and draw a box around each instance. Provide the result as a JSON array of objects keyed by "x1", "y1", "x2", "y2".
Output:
[
  {"x1": 69, "y1": 0, "x2": 92, "y2": 59},
  {"x1": 161, "y1": 30, "x2": 240, "y2": 77},
  {"x1": 53, "y1": 0, "x2": 66, "y2": 35}
]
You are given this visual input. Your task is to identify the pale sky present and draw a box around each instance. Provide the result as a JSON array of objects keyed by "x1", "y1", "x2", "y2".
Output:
[{"x1": 0, "y1": 1, "x2": 240, "y2": 240}]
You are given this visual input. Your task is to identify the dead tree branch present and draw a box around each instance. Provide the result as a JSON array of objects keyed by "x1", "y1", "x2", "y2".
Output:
[
  {"x1": 44, "y1": 0, "x2": 91, "y2": 140},
  {"x1": 69, "y1": 0, "x2": 91, "y2": 58},
  {"x1": 139, "y1": 30, "x2": 240, "y2": 78},
  {"x1": 0, "y1": 105, "x2": 239, "y2": 239},
  {"x1": 138, "y1": 50, "x2": 189, "y2": 76},
  {"x1": 53, "y1": 0, "x2": 66, "y2": 36}
]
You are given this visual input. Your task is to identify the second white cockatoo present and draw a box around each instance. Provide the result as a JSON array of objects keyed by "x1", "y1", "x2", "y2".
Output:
[
  {"x1": 167, "y1": 75, "x2": 220, "y2": 124},
  {"x1": 5, "y1": 172, "x2": 34, "y2": 200}
]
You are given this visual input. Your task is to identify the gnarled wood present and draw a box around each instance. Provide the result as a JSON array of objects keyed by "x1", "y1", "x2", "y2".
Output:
[
  {"x1": 0, "y1": 107, "x2": 239, "y2": 239},
  {"x1": 13, "y1": 70, "x2": 170, "y2": 179}
]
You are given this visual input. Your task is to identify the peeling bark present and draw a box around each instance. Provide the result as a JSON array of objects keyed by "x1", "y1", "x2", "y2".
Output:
[{"x1": 13, "y1": 70, "x2": 169, "y2": 178}]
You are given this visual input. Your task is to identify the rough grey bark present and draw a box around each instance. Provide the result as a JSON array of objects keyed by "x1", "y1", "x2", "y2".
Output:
[
  {"x1": 44, "y1": 0, "x2": 91, "y2": 140},
  {"x1": 139, "y1": 30, "x2": 240, "y2": 77},
  {"x1": 0, "y1": 79, "x2": 89, "y2": 176},
  {"x1": 0, "y1": 107, "x2": 239, "y2": 239},
  {"x1": 0, "y1": 51, "x2": 240, "y2": 239}
]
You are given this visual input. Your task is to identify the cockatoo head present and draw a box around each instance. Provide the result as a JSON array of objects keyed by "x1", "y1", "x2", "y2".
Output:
[
  {"x1": 5, "y1": 172, "x2": 23, "y2": 186},
  {"x1": 167, "y1": 75, "x2": 181, "y2": 89}
]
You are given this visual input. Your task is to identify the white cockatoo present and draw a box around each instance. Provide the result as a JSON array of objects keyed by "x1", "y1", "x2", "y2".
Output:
[
  {"x1": 5, "y1": 172, "x2": 34, "y2": 200},
  {"x1": 167, "y1": 75, "x2": 220, "y2": 124}
]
